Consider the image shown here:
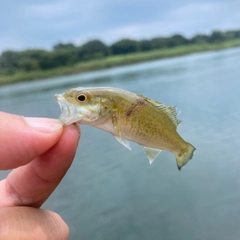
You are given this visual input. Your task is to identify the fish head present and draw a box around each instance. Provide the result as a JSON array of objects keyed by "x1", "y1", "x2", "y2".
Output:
[{"x1": 55, "y1": 88, "x2": 112, "y2": 125}]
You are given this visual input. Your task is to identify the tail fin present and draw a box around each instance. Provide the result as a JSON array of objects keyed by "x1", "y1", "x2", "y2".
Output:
[{"x1": 176, "y1": 143, "x2": 196, "y2": 171}]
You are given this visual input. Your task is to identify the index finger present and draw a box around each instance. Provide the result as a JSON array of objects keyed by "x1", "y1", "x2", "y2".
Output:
[{"x1": 0, "y1": 123, "x2": 80, "y2": 207}]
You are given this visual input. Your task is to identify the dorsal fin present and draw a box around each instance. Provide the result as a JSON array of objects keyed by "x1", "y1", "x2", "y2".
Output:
[{"x1": 137, "y1": 94, "x2": 182, "y2": 128}]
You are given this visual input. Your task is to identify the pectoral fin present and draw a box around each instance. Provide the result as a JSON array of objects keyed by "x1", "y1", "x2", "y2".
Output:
[
  {"x1": 115, "y1": 136, "x2": 132, "y2": 150},
  {"x1": 143, "y1": 147, "x2": 162, "y2": 164}
]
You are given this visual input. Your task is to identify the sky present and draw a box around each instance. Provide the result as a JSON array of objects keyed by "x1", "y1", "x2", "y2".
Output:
[{"x1": 1, "y1": 0, "x2": 240, "y2": 53}]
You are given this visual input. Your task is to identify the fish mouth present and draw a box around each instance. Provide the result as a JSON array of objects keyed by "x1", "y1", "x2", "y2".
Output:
[{"x1": 55, "y1": 94, "x2": 78, "y2": 125}]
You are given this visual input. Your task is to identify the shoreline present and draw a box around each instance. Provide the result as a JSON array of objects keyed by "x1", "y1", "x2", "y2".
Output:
[{"x1": 1, "y1": 39, "x2": 240, "y2": 86}]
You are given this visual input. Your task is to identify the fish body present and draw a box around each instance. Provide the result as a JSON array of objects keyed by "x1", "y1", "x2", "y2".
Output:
[{"x1": 55, "y1": 87, "x2": 195, "y2": 170}]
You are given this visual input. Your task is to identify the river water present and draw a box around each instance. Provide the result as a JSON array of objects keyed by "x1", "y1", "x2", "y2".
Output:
[{"x1": 0, "y1": 47, "x2": 240, "y2": 240}]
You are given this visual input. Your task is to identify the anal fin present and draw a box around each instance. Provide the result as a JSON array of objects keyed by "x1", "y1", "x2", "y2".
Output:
[
  {"x1": 143, "y1": 147, "x2": 162, "y2": 164},
  {"x1": 115, "y1": 136, "x2": 132, "y2": 150}
]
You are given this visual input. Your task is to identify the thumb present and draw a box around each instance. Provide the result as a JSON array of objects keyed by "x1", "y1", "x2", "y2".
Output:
[
  {"x1": 0, "y1": 207, "x2": 69, "y2": 240},
  {"x1": 0, "y1": 112, "x2": 63, "y2": 170}
]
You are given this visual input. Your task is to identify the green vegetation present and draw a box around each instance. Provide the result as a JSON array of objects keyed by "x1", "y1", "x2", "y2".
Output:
[{"x1": 1, "y1": 30, "x2": 240, "y2": 85}]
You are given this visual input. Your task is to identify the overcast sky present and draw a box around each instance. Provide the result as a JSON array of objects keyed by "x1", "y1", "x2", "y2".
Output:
[{"x1": 1, "y1": 0, "x2": 240, "y2": 53}]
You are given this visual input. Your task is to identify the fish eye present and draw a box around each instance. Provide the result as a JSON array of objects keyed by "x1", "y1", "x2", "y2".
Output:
[{"x1": 77, "y1": 94, "x2": 87, "y2": 102}]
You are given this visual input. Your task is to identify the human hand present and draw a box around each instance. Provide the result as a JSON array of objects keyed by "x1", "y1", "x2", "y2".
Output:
[{"x1": 0, "y1": 112, "x2": 80, "y2": 240}]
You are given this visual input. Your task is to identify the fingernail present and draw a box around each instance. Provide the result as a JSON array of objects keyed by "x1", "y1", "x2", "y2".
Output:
[{"x1": 24, "y1": 117, "x2": 63, "y2": 133}]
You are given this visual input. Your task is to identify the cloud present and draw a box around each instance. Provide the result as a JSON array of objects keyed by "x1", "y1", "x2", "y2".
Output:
[
  {"x1": 23, "y1": 2, "x2": 69, "y2": 18},
  {"x1": 170, "y1": 2, "x2": 223, "y2": 17},
  {"x1": 0, "y1": 0, "x2": 240, "y2": 53}
]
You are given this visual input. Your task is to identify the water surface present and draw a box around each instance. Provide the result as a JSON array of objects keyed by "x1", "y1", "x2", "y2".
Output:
[{"x1": 1, "y1": 47, "x2": 240, "y2": 240}]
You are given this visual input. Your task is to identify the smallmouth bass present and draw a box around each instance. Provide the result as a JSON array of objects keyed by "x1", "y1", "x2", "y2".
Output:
[{"x1": 55, "y1": 87, "x2": 195, "y2": 170}]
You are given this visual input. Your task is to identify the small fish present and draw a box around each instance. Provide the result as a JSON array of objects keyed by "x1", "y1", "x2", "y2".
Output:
[{"x1": 55, "y1": 87, "x2": 195, "y2": 170}]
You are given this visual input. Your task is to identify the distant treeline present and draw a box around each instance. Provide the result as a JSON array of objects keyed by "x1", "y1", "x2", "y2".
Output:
[{"x1": 1, "y1": 29, "x2": 240, "y2": 75}]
